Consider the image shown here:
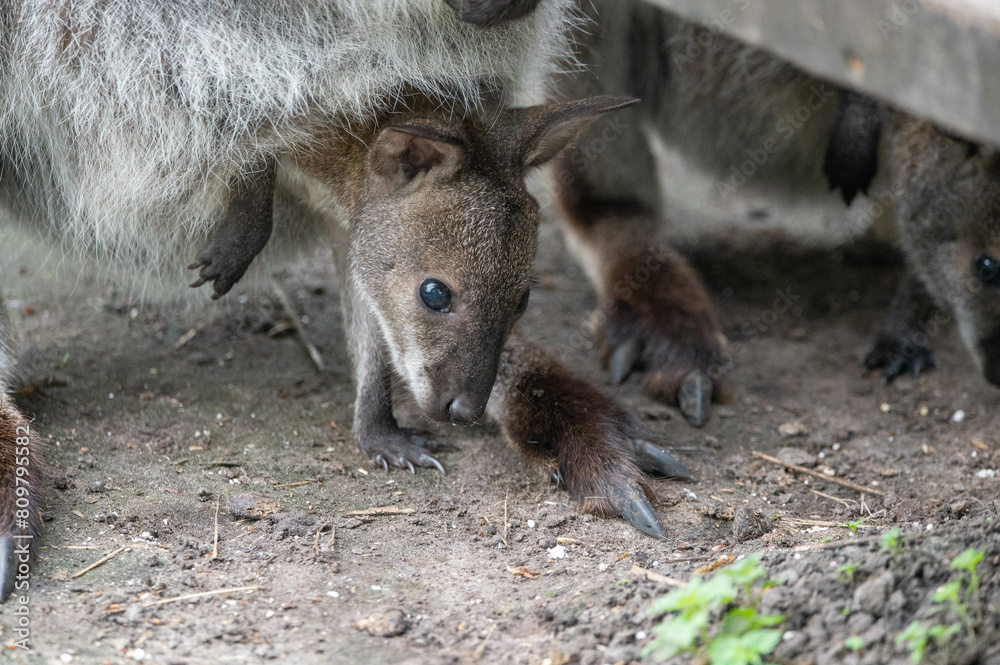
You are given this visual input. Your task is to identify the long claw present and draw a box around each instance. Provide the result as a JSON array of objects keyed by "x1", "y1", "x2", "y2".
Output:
[
  {"x1": 189, "y1": 277, "x2": 207, "y2": 289},
  {"x1": 406, "y1": 461, "x2": 415, "y2": 475},
  {"x1": 678, "y1": 371, "x2": 712, "y2": 427},
  {"x1": 422, "y1": 455, "x2": 445, "y2": 475},
  {"x1": 634, "y1": 440, "x2": 693, "y2": 480},
  {"x1": 609, "y1": 340, "x2": 640, "y2": 384},
  {"x1": 610, "y1": 485, "x2": 664, "y2": 539},
  {"x1": 188, "y1": 261, "x2": 204, "y2": 270},
  {"x1": 0, "y1": 535, "x2": 14, "y2": 603},
  {"x1": 550, "y1": 470, "x2": 566, "y2": 489}
]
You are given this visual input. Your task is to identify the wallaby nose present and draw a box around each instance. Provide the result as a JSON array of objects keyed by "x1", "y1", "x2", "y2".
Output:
[
  {"x1": 446, "y1": 394, "x2": 487, "y2": 424},
  {"x1": 981, "y1": 335, "x2": 1000, "y2": 387}
]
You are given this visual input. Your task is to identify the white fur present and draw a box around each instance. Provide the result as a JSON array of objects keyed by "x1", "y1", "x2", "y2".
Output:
[{"x1": 0, "y1": 0, "x2": 578, "y2": 287}]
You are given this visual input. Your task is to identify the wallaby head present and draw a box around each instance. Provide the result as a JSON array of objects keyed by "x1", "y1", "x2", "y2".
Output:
[
  {"x1": 348, "y1": 96, "x2": 637, "y2": 423},
  {"x1": 894, "y1": 118, "x2": 1000, "y2": 386}
]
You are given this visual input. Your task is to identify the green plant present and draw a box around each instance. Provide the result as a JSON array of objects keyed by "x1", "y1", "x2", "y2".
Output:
[
  {"x1": 837, "y1": 563, "x2": 858, "y2": 585},
  {"x1": 894, "y1": 548, "x2": 985, "y2": 662},
  {"x1": 895, "y1": 621, "x2": 960, "y2": 664},
  {"x1": 838, "y1": 516, "x2": 870, "y2": 534},
  {"x1": 879, "y1": 528, "x2": 902, "y2": 556},
  {"x1": 844, "y1": 636, "x2": 864, "y2": 652},
  {"x1": 643, "y1": 555, "x2": 784, "y2": 665}
]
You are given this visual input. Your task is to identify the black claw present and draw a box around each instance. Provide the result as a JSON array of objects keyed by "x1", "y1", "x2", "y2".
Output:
[
  {"x1": 189, "y1": 277, "x2": 207, "y2": 289},
  {"x1": 0, "y1": 535, "x2": 14, "y2": 603},
  {"x1": 678, "y1": 371, "x2": 711, "y2": 427},
  {"x1": 610, "y1": 485, "x2": 664, "y2": 539},
  {"x1": 609, "y1": 340, "x2": 640, "y2": 384},
  {"x1": 550, "y1": 470, "x2": 566, "y2": 489},
  {"x1": 634, "y1": 440, "x2": 693, "y2": 480}
]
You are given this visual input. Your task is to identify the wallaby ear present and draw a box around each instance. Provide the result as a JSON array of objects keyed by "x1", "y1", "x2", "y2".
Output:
[
  {"x1": 369, "y1": 122, "x2": 465, "y2": 192},
  {"x1": 503, "y1": 96, "x2": 640, "y2": 169}
]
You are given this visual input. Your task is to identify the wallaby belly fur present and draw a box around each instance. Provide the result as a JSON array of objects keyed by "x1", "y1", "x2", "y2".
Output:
[{"x1": 0, "y1": 0, "x2": 576, "y2": 282}]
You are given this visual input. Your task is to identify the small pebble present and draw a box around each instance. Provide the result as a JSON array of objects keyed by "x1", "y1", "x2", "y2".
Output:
[
  {"x1": 952, "y1": 410, "x2": 966, "y2": 423},
  {"x1": 547, "y1": 545, "x2": 567, "y2": 559}
]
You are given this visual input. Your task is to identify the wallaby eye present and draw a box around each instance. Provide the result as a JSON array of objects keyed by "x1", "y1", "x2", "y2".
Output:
[
  {"x1": 974, "y1": 254, "x2": 1000, "y2": 288},
  {"x1": 419, "y1": 279, "x2": 453, "y2": 312},
  {"x1": 515, "y1": 288, "x2": 530, "y2": 316}
]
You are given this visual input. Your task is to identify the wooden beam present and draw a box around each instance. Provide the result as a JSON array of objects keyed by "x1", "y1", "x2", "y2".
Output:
[{"x1": 642, "y1": 0, "x2": 1000, "y2": 145}]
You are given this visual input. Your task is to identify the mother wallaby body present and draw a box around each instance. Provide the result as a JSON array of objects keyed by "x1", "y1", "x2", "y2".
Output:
[
  {"x1": 0, "y1": 0, "x2": 692, "y2": 600},
  {"x1": 553, "y1": 0, "x2": 1000, "y2": 412}
]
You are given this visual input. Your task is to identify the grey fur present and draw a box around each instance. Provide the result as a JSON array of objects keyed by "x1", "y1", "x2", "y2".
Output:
[{"x1": 0, "y1": 0, "x2": 578, "y2": 284}]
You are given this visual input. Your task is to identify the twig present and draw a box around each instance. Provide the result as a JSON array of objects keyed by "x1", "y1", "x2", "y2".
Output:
[
  {"x1": 792, "y1": 536, "x2": 880, "y2": 552},
  {"x1": 210, "y1": 497, "x2": 220, "y2": 560},
  {"x1": 501, "y1": 489, "x2": 509, "y2": 548},
  {"x1": 273, "y1": 480, "x2": 311, "y2": 489},
  {"x1": 143, "y1": 585, "x2": 260, "y2": 607},
  {"x1": 473, "y1": 623, "x2": 496, "y2": 661},
  {"x1": 810, "y1": 488, "x2": 858, "y2": 507},
  {"x1": 328, "y1": 525, "x2": 336, "y2": 553},
  {"x1": 272, "y1": 281, "x2": 324, "y2": 371},
  {"x1": 314, "y1": 523, "x2": 327, "y2": 559},
  {"x1": 342, "y1": 506, "x2": 415, "y2": 517},
  {"x1": 752, "y1": 451, "x2": 885, "y2": 496},
  {"x1": 629, "y1": 563, "x2": 687, "y2": 588},
  {"x1": 174, "y1": 326, "x2": 201, "y2": 350},
  {"x1": 72, "y1": 546, "x2": 127, "y2": 578}
]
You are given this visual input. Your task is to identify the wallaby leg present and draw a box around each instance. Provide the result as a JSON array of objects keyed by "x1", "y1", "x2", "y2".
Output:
[
  {"x1": 0, "y1": 297, "x2": 42, "y2": 602},
  {"x1": 553, "y1": 1, "x2": 729, "y2": 426},
  {"x1": 823, "y1": 89, "x2": 883, "y2": 205},
  {"x1": 327, "y1": 227, "x2": 454, "y2": 474},
  {"x1": 864, "y1": 275, "x2": 937, "y2": 383},
  {"x1": 444, "y1": 0, "x2": 541, "y2": 28},
  {"x1": 189, "y1": 157, "x2": 276, "y2": 299},
  {"x1": 488, "y1": 334, "x2": 690, "y2": 537}
]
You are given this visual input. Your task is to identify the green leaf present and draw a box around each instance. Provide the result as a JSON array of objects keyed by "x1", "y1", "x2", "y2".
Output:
[
  {"x1": 707, "y1": 630, "x2": 782, "y2": 665},
  {"x1": 720, "y1": 555, "x2": 767, "y2": 588},
  {"x1": 844, "y1": 636, "x2": 864, "y2": 651},
  {"x1": 895, "y1": 621, "x2": 929, "y2": 664},
  {"x1": 950, "y1": 548, "x2": 984, "y2": 575},
  {"x1": 932, "y1": 580, "x2": 961, "y2": 605},
  {"x1": 879, "y1": 528, "x2": 901, "y2": 554},
  {"x1": 641, "y1": 611, "x2": 706, "y2": 661}
]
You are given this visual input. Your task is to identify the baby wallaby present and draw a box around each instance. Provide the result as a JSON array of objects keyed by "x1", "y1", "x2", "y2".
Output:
[
  {"x1": 881, "y1": 117, "x2": 1000, "y2": 387},
  {"x1": 0, "y1": 0, "x2": 694, "y2": 602},
  {"x1": 185, "y1": 96, "x2": 691, "y2": 534}
]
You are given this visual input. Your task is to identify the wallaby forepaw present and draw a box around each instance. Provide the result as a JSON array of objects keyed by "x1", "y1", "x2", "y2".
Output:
[
  {"x1": 444, "y1": 0, "x2": 541, "y2": 28},
  {"x1": 359, "y1": 428, "x2": 454, "y2": 475},
  {"x1": 864, "y1": 333, "x2": 936, "y2": 384},
  {"x1": 188, "y1": 242, "x2": 252, "y2": 300}
]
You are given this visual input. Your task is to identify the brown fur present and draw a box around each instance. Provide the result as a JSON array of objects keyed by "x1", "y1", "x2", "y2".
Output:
[
  {"x1": 0, "y1": 394, "x2": 41, "y2": 600},
  {"x1": 487, "y1": 334, "x2": 650, "y2": 515}
]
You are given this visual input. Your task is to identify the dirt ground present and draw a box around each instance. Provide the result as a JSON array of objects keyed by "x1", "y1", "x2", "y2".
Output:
[{"x1": 1, "y1": 196, "x2": 999, "y2": 664}]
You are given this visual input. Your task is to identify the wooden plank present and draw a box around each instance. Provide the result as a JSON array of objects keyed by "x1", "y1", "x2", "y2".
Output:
[{"x1": 642, "y1": 0, "x2": 1000, "y2": 145}]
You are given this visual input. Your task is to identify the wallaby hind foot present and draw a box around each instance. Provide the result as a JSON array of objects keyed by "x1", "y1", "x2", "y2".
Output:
[
  {"x1": 864, "y1": 275, "x2": 938, "y2": 384},
  {"x1": 189, "y1": 158, "x2": 277, "y2": 299},
  {"x1": 489, "y1": 335, "x2": 692, "y2": 537},
  {"x1": 556, "y1": 189, "x2": 731, "y2": 426}
]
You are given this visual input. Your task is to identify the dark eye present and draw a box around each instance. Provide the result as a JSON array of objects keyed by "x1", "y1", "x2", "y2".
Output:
[
  {"x1": 515, "y1": 288, "x2": 530, "y2": 315},
  {"x1": 974, "y1": 254, "x2": 1000, "y2": 287},
  {"x1": 419, "y1": 279, "x2": 453, "y2": 312}
]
